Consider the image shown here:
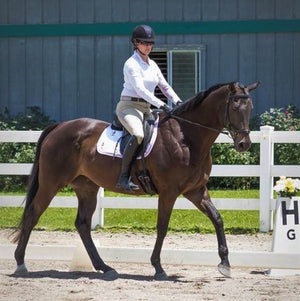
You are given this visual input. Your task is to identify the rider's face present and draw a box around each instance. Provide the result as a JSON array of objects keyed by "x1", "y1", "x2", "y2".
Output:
[{"x1": 136, "y1": 41, "x2": 153, "y2": 55}]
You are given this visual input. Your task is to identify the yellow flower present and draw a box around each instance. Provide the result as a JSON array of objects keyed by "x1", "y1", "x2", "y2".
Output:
[{"x1": 273, "y1": 177, "x2": 300, "y2": 197}]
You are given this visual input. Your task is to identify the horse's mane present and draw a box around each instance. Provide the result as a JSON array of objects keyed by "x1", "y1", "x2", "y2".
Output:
[{"x1": 172, "y1": 82, "x2": 235, "y2": 115}]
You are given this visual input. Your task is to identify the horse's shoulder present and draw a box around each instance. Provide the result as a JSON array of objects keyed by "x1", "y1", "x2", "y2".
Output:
[{"x1": 155, "y1": 121, "x2": 190, "y2": 165}]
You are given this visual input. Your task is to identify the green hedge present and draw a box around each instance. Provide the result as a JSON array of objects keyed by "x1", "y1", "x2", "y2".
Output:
[
  {"x1": 208, "y1": 104, "x2": 300, "y2": 189},
  {"x1": 0, "y1": 107, "x2": 54, "y2": 191},
  {"x1": 256, "y1": 105, "x2": 300, "y2": 165},
  {"x1": 0, "y1": 105, "x2": 299, "y2": 192}
]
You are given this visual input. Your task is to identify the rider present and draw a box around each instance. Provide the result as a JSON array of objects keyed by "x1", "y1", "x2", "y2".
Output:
[{"x1": 116, "y1": 24, "x2": 182, "y2": 192}]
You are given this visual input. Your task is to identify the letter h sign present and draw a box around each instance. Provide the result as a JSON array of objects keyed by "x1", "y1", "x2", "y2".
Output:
[
  {"x1": 270, "y1": 197, "x2": 300, "y2": 275},
  {"x1": 272, "y1": 198, "x2": 300, "y2": 253},
  {"x1": 282, "y1": 200, "x2": 299, "y2": 225}
]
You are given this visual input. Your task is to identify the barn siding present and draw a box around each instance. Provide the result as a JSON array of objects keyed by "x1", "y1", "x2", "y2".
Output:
[{"x1": 0, "y1": 0, "x2": 299, "y2": 122}]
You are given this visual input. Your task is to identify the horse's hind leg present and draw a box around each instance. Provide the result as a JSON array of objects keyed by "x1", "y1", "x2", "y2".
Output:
[
  {"x1": 72, "y1": 177, "x2": 117, "y2": 278},
  {"x1": 184, "y1": 187, "x2": 231, "y2": 278},
  {"x1": 14, "y1": 187, "x2": 57, "y2": 274}
]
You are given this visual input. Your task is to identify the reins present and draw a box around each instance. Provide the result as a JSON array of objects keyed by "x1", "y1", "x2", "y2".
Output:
[
  {"x1": 169, "y1": 114, "x2": 230, "y2": 136},
  {"x1": 163, "y1": 92, "x2": 251, "y2": 139}
]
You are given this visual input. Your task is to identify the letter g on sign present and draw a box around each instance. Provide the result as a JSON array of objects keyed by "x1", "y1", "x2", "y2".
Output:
[{"x1": 287, "y1": 229, "x2": 296, "y2": 240}]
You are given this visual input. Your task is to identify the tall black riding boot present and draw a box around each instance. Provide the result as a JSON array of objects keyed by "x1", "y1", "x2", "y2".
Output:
[{"x1": 116, "y1": 135, "x2": 140, "y2": 192}]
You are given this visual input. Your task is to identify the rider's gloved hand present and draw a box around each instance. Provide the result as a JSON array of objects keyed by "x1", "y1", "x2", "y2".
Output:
[
  {"x1": 176, "y1": 100, "x2": 183, "y2": 106},
  {"x1": 160, "y1": 104, "x2": 173, "y2": 116}
]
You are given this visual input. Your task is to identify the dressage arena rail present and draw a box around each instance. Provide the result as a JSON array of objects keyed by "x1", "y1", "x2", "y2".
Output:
[{"x1": 0, "y1": 126, "x2": 299, "y2": 232}]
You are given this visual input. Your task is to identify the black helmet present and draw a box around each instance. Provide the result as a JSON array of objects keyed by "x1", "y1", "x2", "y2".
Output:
[{"x1": 131, "y1": 25, "x2": 155, "y2": 43}]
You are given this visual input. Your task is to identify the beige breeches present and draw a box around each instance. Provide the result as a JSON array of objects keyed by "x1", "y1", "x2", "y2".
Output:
[{"x1": 116, "y1": 100, "x2": 151, "y2": 145}]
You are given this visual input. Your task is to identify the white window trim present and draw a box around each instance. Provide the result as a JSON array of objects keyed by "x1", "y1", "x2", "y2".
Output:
[{"x1": 152, "y1": 44, "x2": 206, "y2": 104}]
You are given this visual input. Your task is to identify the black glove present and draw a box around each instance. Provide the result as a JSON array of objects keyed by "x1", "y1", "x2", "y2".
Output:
[
  {"x1": 176, "y1": 100, "x2": 183, "y2": 107},
  {"x1": 160, "y1": 104, "x2": 172, "y2": 116}
]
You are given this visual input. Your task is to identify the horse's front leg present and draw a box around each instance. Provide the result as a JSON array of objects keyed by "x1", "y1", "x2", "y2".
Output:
[
  {"x1": 151, "y1": 193, "x2": 176, "y2": 280},
  {"x1": 184, "y1": 187, "x2": 231, "y2": 277}
]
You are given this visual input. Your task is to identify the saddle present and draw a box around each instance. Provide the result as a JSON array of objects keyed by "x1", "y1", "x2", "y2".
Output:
[{"x1": 111, "y1": 111, "x2": 158, "y2": 195}]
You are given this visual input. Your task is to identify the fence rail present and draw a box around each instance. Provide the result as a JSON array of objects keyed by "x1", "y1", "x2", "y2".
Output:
[{"x1": 0, "y1": 126, "x2": 299, "y2": 231}]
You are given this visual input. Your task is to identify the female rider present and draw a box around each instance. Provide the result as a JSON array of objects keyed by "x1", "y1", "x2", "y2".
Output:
[{"x1": 116, "y1": 24, "x2": 182, "y2": 192}]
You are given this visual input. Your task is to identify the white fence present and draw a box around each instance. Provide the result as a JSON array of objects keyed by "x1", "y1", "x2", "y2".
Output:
[{"x1": 0, "y1": 126, "x2": 299, "y2": 232}]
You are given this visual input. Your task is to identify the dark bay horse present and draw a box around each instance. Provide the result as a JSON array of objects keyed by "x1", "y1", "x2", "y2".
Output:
[{"x1": 13, "y1": 81, "x2": 259, "y2": 280}]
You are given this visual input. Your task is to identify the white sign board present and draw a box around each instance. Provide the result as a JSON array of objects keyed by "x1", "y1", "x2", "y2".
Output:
[{"x1": 270, "y1": 197, "x2": 300, "y2": 276}]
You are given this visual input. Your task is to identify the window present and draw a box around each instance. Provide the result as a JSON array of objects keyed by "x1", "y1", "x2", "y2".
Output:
[
  {"x1": 149, "y1": 51, "x2": 168, "y2": 102},
  {"x1": 150, "y1": 45, "x2": 206, "y2": 104}
]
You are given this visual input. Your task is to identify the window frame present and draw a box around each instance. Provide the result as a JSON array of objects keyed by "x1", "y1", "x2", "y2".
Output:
[{"x1": 151, "y1": 44, "x2": 206, "y2": 104}]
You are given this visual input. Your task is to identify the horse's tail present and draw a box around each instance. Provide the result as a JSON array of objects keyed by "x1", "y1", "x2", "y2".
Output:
[{"x1": 12, "y1": 123, "x2": 60, "y2": 243}]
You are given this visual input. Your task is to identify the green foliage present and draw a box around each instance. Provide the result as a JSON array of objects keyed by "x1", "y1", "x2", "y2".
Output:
[
  {"x1": 209, "y1": 144, "x2": 259, "y2": 189},
  {"x1": 0, "y1": 104, "x2": 299, "y2": 192},
  {"x1": 0, "y1": 106, "x2": 55, "y2": 130},
  {"x1": 0, "y1": 107, "x2": 55, "y2": 192},
  {"x1": 254, "y1": 105, "x2": 300, "y2": 165},
  {"x1": 253, "y1": 105, "x2": 300, "y2": 131},
  {"x1": 210, "y1": 104, "x2": 300, "y2": 189}
]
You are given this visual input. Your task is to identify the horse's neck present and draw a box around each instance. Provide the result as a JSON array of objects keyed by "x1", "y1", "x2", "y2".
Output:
[
  {"x1": 201, "y1": 87, "x2": 228, "y2": 127},
  {"x1": 183, "y1": 87, "x2": 228, "y2": 131},
  {"x1": 179, "y1": 87, "x2": 229, "y2": 154}
]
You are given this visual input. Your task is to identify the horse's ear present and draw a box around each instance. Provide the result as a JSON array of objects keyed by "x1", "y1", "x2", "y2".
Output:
[{"x1": 247, "y1": 81, "x2": 260, "y2": 92}]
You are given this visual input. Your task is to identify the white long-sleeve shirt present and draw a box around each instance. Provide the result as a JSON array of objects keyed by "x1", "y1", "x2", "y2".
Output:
[{"x1": 121, "y1": 51, "x2": 181, "y2": 108}]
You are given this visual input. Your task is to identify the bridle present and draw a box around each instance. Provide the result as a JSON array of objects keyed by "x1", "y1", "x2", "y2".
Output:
[
  {"x1": 224, "y1": 93, "x2": 252, "y2": 139},
  {"x1": 167, "y1": 91, "x2": 252, "y2": 139}
]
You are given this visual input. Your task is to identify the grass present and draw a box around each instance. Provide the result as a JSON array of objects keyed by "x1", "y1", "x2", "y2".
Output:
[{"x1": 0, "y1": 190, "x2": 261, "y2": 234}]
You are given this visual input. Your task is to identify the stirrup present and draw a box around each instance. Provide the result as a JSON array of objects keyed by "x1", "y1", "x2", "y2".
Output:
[
  {"x1": 126, "y1": 181, "x2": 139, "y2": 191},
  {"x1": 116, "y1": 175, "x2": 139, "y2": 192}
]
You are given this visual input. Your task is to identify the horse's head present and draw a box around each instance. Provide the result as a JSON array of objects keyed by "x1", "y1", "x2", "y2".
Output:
[{"x1": 225, "y1": 82, "x2": 260, "y2": 152}]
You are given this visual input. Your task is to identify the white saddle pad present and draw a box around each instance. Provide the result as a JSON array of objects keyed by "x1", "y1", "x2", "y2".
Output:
[{"x1": 97, "y1": 119, "x2": 159, "y2": 158}]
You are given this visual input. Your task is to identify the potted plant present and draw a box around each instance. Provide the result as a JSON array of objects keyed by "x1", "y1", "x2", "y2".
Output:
[{"x1": 273, "y1": 176, "x2": 300, "y2": 199}]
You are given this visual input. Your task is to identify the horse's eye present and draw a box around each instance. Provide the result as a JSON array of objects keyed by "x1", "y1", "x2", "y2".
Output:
[{"x1": 232, "y1": 99, "x2": 240, "y2": 110}]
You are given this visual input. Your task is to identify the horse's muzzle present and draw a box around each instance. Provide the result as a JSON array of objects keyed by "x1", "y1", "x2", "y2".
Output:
[{"x1": 234, "y1": 135, "x2": 251, "y2": 152}]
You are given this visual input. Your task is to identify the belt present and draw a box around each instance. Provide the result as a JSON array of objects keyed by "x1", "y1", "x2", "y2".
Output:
[{"x1": 121, "y1": 96, "x2": 147, "y2": 103}]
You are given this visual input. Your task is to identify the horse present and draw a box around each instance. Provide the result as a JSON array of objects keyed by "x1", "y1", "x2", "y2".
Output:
[{"x1": 13, "y1": 81, "x2": 259, "y2": 280}]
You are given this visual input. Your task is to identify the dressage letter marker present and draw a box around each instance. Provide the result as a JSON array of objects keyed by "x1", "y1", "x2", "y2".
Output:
[{"x1": 269, "y1": 197, "x2": 300, "y2": 276}]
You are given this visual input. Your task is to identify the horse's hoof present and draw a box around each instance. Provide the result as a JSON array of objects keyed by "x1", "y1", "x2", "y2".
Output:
[
  {"x1": 103, "y1": 269, "x2": 119, "y2": 280},
  {"x1": 154, "y1": 271, "x2": 168, "y2": 281},
  {"x1": 218, "y1": 263, "x2": 231, "y2": 278},
  {"x1": 14, "y1": 264, "x2": 28, "y2": 275}
]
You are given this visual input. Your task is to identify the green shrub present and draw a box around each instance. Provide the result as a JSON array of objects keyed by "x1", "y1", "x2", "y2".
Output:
[
  {"x1": 0, "y1": 107, "x2": 55, "y2": 192},
  {"x1": 208, "y1": 144, "x2": 259, "y2": 189},
  {"x1": 254, "y1": 105, "x2": 300, "y2": 165},
  {"x1": 0, "y1": 105, "x2": 299, "y2": 192},
  {"x1": 209, "y1": 104, "x2": 300, "y2": 189},
  {"x1": 0, "y1": 106, "x2": 55, "y2": 130}
]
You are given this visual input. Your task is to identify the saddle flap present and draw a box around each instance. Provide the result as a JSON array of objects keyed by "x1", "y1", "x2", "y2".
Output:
[
  {"x1": 111, "y1": 110, "x2": 123, "y2": 130},
  {"x1": 120, "y1": 112, "x2": 157, "y2": 155},
  {"x1": 96, "y1": 113, "x2": 159, "y2": 159}
]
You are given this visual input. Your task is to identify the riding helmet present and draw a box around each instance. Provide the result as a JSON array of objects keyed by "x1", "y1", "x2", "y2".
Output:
[{"x1": 131, "y1": 25, "x2": 155, "y2": 43}]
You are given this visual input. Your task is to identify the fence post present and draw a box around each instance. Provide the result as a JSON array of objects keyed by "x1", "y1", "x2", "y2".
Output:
[
  {"x1": 259, "y1": 125, "x2": 274, "y2": 232},
  {"x1": 91, "y1": 187, "x2": 105, "y2": 229}
]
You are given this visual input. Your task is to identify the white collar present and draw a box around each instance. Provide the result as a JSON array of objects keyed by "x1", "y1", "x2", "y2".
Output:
[{"x1": 133, "y1": 50, "x2": 150, "y2": 65}]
